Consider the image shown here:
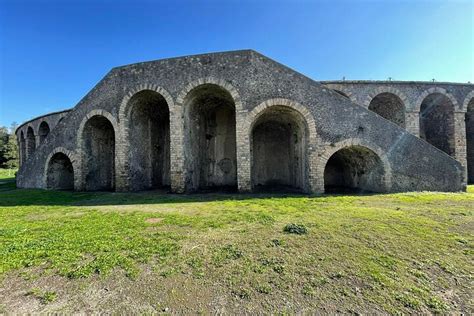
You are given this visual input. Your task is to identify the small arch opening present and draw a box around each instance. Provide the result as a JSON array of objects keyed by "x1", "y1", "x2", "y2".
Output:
[
  {"x1": 47, "y1": 152, "x2": 74, "y2": 190},
  {"x1": 26, "y1": 126, "x2": 36, "y2": 158},
  {"x1": 368, "y1": 92, "x2": 406, "y2": 128},
  {"x1": 82, "y1": 115, "x2": 115, "y2": 191},
  {"x1": 251, "y1": 105, "x2": 308, "y2": 192},
  {"x1": 183, "y1": 84, "x2": 237, "y2": 192},
  {"x1": 419, "y1": 93, "x2": 455, "y2": 156},
  {"x1": 324, "y1": 145, "x2": 386, "y2": 194},
  {"x1": 38, "y1": 121, "x2": 50, "y2": 144},
  {"x1": 20, "y1": 131, "x2": 26, "y2": 165},
  {"x1": 467, "y1": 98, "x2": 474, "y2": 183},
  {"x1": 128, "y1": 90, "x2": 170, "y2": 191}
]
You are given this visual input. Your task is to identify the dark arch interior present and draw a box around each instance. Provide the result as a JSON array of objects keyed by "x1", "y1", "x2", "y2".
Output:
[
  {"x1": 467, "y1": 99, "x2": 474, "y2": 184},
  {"x1": 251, "y1": 106, "x2": 307, "y2": 192},
  {"x1": 324, "y1": 145, "x2": 385, "y2": 194},
  {"x1": 47, "y1": 152, "x2": 74, "y2": 190},
  {"x1": 420, "y1": 93, "x2": 455, "y2": 156},
  {"x1": 38, "y1": 121, "x2": 50, "y2": 144},
  {"x1": 20, "y1": 132, "x2": 26, "y2": 165},
  {"x1": 368, "y1": 93, "x2": 406, "y2": 128},
  {"x1": 82, "y1": 115, "x2": 115, "y2": 191},
  {"x1": 128, "y1": 90, "x2": 170, "y2": 191},
  {"x1": 26, "y1": 127, "x2": 36, "y2": 158},
  {"x1": 184, "y1": 84, "x2": 237, "y2": 192}
]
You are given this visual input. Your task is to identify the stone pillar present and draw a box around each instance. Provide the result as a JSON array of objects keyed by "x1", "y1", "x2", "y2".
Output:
[
  {"x1": 236, "y1": 110, "x2": 251, "y2": 192},
  {"x1": 170, "y1": 105, "x2": 185, "y2": 193},
  {"x1": 405, "y1": 111, "x2": 420, "y2": 136},
  {"x1": 454, "y1": 111, "x2": 468, "y2": 185},
  {"x1": 115, "y1": 131, "x2": 129, "y2": 192},
  {"x1": 35, "y1": 135, "x2": 41, "y2": 148}
]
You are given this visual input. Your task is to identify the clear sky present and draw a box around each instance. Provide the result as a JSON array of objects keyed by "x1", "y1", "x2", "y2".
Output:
[{"x1": 0, "y1": 0, "x2": 472, "y2": 127}]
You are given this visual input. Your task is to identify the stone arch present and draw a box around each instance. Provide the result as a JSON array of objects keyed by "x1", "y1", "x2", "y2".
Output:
[
  {"x1": 77, "y1": 110, "x2": 118, "y2": 191},
  {"x1": 324, "y1": 84, "x2": 358, "y2": 104},
  {"x1": 414, "y1": 87, "x2": 459, "y2": 112},
  {"x1": 176, "y1": 77, "x2": 243, "y2": 112},
  {"x1": 119, "y1": 87, "x2": 172, "y2": 190},
  {"x1": 462, "y1": 90, "x2": 474, "y2": 112},
  {"x1": 417, "y1": 89, "x2": 457, "y2": 156},
  {"x1": 317, "y1": 139, "x2": 392, "y2": 193},
  {"x1": 333, "y1": 90, "x2": 350, "y2": 99},
  {"x1": 364, "y1": 88, "x2": 408, "y2": 128},
  {"x1": 26, "y1": 125, "x2": 36, "y2": 159},
  {"x1": 38, "y1": 121, "x2": 50, "y2": 144},
  {"x1": 363, "y1": 87, "x2": 410, "y2": 109},
  {"x1": 246, "y1": 98, "x2": 318, "y2": 193},
  {"x1": 119, "y1": 84, "x2": 174, "y2": 119},
  {"x1": 44, "y1": 147, "x2": 76, "y2": 190},
  {"x1": 179, "y1": 80, "x2": 239, "y2": 191},
  {"x1": 465, "y1": 93, "x2": 474, "y2": 183}
]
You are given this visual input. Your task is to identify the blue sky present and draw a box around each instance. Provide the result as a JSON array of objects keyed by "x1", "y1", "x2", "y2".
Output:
[{"x1": 0, "y1": 0, "x2": 472, "y2": 127}]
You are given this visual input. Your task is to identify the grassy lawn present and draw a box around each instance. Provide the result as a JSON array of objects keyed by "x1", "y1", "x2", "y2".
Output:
[{"x1": 0, "y1": 171, "x2": 472, "y2": 313}]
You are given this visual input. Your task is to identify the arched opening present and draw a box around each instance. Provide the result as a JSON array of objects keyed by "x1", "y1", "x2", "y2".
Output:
[
  {"x1": 368, "y1": 93, "x2": 406, "y2": 128},
  {"x1": 38, "y1": 121, "x2": 50, "y2": 144},
  {"x1": 20, "y1": 131, "x2": 26, "y2": 165},
  {"x1": 127, "y1": 90, "x2": 170, "y2": 191},
  {"x1": 419, "y1": 93, "x2": 455, "y2": 156},
  {"x1": 82, "y1": 115, "x2": 115, "y2": 191},
  {"x1": 251, "y1": 105, "x2": 308, "y2": 192},
  {"x1": 47, "y1": 152, "x2": 74, "y2": 190},
  {"x1": 183, "y1": 84, "x2": 237, "y2": 192},
  {"x1": 26, "y1": 126, "x2": 36, "y2": 158},
  {"x1": 324, "y1": 145, "x2": 385, "y2": 193},
  {"x1": 467, "y1": 98, "x2": 474, "y2": 184}
]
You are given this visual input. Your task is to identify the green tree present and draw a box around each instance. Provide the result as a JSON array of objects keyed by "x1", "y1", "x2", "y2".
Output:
[
  {"x1": 0, "y1": 126, "x2": 9, "y2": 168},
  {"x1": 5, "y1": 131, "x2": 19, "y2": 169}
]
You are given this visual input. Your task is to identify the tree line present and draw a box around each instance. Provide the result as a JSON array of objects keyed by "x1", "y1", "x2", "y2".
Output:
[{"x1": 0, "y1": 123, "x2": 19, "y2": 169}]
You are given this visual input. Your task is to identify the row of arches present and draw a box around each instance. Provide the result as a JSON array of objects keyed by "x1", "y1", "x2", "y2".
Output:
[
  {"x1": 45, "y1": 83, "x2": 389, "y2": 194},
  {"x1": 19, "y1": 121, "x2": 51, "y2": 164},
  {"x1": 334, "y1": 89, "x2": 474, "y2": 183}
]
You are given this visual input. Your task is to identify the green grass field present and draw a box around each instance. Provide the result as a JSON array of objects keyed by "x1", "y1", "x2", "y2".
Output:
[{"x1": 0, "y1": 171, "x2": 472, "y2": 313}]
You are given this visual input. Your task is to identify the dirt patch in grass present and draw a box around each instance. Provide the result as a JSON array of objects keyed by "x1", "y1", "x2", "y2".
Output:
[{"x1": 145, "y1": 217, "x2": 164, "y2": 224}]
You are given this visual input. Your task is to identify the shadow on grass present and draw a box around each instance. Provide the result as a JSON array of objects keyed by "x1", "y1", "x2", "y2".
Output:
[{"x1": 0, "y1": 177, "x2": 388, "y2": 207}]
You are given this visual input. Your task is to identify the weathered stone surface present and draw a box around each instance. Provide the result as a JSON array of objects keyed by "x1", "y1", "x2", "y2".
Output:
[{"x1": 15, "y1": 50, "x2": 474, "y2": 193}]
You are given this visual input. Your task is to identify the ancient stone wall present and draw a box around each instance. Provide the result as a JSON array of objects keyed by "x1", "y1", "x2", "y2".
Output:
[{"x1": 15, "y1": 50, "x2": 472, "y2": 193}]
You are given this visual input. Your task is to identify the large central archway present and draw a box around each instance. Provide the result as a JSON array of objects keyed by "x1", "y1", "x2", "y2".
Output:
[
  {"x1": 324, "y1": 145, "x2": 386, "y2": 193},
  {"x1": 368, "y1": 92, "x2": 406, "y2": 128},
  {"x1": 81, "y1": 115, "x2": 115, "y2": 191},
  {"x1": 419, "y1": 93, "x2": 455, "y2": 156},
  {"x1": 127, "y1": 90, "x2": 170, "y2": 191},
  {"x1": 251, "y1": 105, "x2": 308, "y2": 192},
  {"x1": 183, "y1": 84, "x2": 237, "y2": 191}
]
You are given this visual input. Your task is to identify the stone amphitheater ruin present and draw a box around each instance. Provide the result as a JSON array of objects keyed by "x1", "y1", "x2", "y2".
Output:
[{"x1": 15, "y1": 50, "x2": 474, "y2": 194}]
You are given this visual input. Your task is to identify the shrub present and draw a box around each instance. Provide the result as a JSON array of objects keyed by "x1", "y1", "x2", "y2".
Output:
[{"x1": 283, "y1": 223, "x2": 308, "y2": 235}]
